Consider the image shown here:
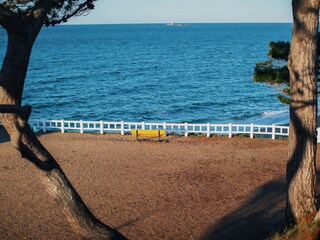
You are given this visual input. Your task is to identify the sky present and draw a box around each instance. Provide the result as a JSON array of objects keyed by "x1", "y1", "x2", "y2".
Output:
[{"x1": 68, "y1": 0, "x2": 292, "y2": 24}]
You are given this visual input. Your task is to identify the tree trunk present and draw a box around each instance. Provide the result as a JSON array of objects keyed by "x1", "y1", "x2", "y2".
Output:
[
  {"x1": 0, "y1": 28, "x2": 126, "y2": 240},
  {"x1": 286, "y1": 0, "x2": 319, "y2": 224}
]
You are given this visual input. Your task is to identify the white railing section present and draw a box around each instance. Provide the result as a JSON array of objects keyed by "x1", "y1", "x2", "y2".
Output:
[
  {"x1": 21, "y1": 119, "x2": 299, "y2": 141},
  {"x1": 3, "y1": 119, "x2": 320, "y2": 142},
  {"x1": 5, "y1": 119, "x2": 320, "y2": 142}
]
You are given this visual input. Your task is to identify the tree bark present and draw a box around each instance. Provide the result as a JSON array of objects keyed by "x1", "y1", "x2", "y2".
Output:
[
  {"x1": 0, "y1": 18, "x2": 126, "y2": 240},
  {"x1": 286, "y1": 0, "x2": 319, "y2": 224}
]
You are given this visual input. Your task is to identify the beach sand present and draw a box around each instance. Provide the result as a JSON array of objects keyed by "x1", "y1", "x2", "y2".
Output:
[{"x1": 0, "y1": 130, "x2": 309, "y2": 239}]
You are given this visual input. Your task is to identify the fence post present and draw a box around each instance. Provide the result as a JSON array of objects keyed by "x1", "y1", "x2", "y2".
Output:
[
  {"x1": 121, "y1": 121, "x2": 125, "y2": 135},
  {"x1": 184, "y1": 122, "x2": 188, "y2": 137},
  {"x1": 61, "y1": 119, "x2": 65, "y2": 133},
  {"x1": 42, "y1": 119, "x2": 46, "y2": 133},
  {"x1": 272, "y1": 124, "x2": 276, "y2": 140},
  {"x1": 163, "y1": 122, "x2": 167, "y2": 136},
  {"x1": 317, "y1": 128, "x2": 320, "y2": 143},
  {"x1": 80, "y1": 120, "x2": 84, "y2": 134},
  {"x1": 228, "y1": 123, "x2": 232, "y2": 138},
  {"x1": 250, "y1": 123, "x2": 254, "y2": 139},
  {"x1": 100, "y1": 120, "x2": 104, "y2": 134},
  {"x1": 207, "y1": 123, "x2": 210, "y2": 138}
]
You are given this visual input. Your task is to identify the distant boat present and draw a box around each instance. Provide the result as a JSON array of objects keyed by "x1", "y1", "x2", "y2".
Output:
[{"x1": 166, "y1": 22, "x2": 185, "y2": 26}]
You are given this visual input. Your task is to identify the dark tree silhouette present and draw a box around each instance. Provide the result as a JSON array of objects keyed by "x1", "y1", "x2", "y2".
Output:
[{"x1": 0, "y1": 1, "x2": 126, "y2": 239}]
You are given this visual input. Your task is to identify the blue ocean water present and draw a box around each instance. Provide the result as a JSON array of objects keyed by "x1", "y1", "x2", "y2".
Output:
[{"x1": 0, "y1": 23, "x2": 292, "y2": 124}]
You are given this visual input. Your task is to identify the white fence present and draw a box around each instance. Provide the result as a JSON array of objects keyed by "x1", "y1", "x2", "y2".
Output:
[{"x1": 24, "y1": 119, "x2": 298, "y2": 140}]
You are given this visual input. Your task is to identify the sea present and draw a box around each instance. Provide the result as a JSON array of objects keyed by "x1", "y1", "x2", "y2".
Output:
[{"x1": 0, "y1": 23, "x2": 292, "y2": 124}]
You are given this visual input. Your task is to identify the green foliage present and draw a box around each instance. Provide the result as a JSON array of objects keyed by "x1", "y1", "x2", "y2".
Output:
[
  {"x1": 277, "y1": 94, "x2": 290, "y2": 105},
  {"x1": 253, "y1": 41, "x2": 291, "y2": 105},
  {"x1": 254, "y1": 60, "x2": 289, "y2": 84},
  {"x1": 267, "y1": 41, "x2": 290, "y2": 60}
]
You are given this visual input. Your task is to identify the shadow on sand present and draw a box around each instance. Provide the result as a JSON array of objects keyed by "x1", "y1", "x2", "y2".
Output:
[
  {"x1": 202, "y1": 171, "x2": 320, "y2": 240},
  {"x1": 202, "y1": 178, "x2": 287, "y2": 240},
  {"x1": 0, "y1": 127, "x2": 55, "y2": 144}
]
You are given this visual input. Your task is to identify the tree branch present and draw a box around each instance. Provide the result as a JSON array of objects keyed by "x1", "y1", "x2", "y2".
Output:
[
  {"x1": 0, "y1": 5, "x2": 23, "y2": 32},
  {"x1": 29, "y1": 0, "x2": 54, "y2": 35},
  {"x1": 0, "y1": 104, "x2": 31, "y2": 121},
  {"x1": 19, "y1": 124, "x2": 58, "y2": 171},
  {"x1": 45, "y1": 0, "x2": 95, "y2": 26},
  {"x1": 0, "y1": 104, "x2": 31, "y2": 150},
  {"x1": 59, "y1": 1, "x2": 94, "y2": 22},
  {"x1": 33, "y1": 0, "x2": 54, "y2": 20}
]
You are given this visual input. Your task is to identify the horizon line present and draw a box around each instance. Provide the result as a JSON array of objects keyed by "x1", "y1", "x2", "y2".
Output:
[{"x1": 65, "y1": 21, "x2": 292, "y2": 26}]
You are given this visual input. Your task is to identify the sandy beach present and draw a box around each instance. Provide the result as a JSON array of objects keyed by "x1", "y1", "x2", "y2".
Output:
[{"x1": 0, "y1": 130, "x2": 305, "y2": 239}]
